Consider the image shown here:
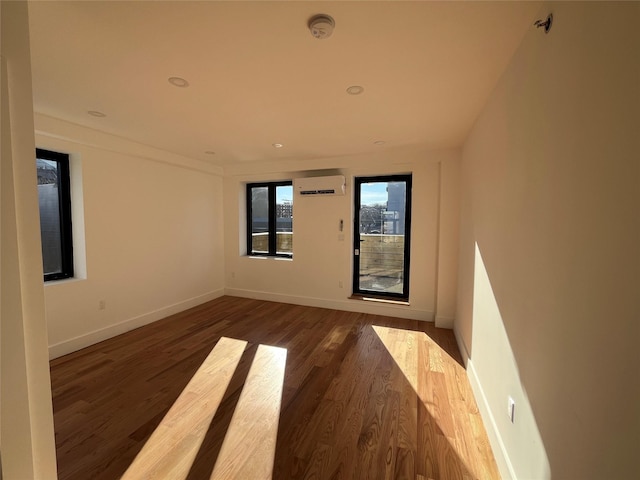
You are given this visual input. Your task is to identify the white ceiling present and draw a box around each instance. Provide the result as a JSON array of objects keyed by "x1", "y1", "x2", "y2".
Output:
[{"x1": 28, "y1": 1, "x2": 541, "y2": 166}]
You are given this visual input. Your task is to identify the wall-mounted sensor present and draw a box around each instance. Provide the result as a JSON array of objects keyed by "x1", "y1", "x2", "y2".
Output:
[{"x1": 534, "y1": 13, "x2": 553, "y2": 34}]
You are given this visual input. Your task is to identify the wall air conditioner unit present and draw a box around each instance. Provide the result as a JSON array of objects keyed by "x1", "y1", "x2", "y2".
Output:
[{"x1": 295, "y1": 175, "x2": 346, "y2": 196}]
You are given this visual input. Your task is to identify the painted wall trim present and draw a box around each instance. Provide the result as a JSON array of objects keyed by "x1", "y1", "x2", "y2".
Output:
[
  {"x1": 34, "y1": 113, "x2": 223, "y2": 176},
  {"x1": 223, "y1": 146, "x2": 459, "y2": 177},
  {"x1": 435, "y1": 315, "x2": 455, "y2": 329},
  {"x1": 225, "y1": 288, "x2": 434, "y2": 322},
  {"x1": 48, "y1": 289, "x2": 225, "y2": 359},
  {"x1": 453, "y1": 324, "x2": 470, "y2": 366},
  {"x1": 466, "y1": 356, "x2": 517, "y2": 480}
]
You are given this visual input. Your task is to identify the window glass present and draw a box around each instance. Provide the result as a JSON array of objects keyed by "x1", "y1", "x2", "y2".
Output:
[
  {"x1": 247, "y1": 182, "x2": 293, "y2": 257},
  {"x1": 36, "y1": 149, "x2": 74, "y2": 281},
  {"x1": 250, "y1": 186, "x2": 269, "y2": 254},
  {"x1": 276, "y1": 185, "x2": 293, "y2": 255}
]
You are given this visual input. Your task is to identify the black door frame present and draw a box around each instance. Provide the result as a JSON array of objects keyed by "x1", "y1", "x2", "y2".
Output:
[{"x1": 353, "y1": 174, "x2": 412, "y2": 300}]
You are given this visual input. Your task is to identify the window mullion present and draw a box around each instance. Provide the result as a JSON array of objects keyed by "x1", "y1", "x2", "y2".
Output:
[
  {"x1": 58, "y1": 158, "x2": 74, "y2": 277},
  {"x1": 246, "y1": 186, "x2": 254, "y2": 254},
  {"x1": 268, "y1": 185, "x2": 277, "y2": 255}
]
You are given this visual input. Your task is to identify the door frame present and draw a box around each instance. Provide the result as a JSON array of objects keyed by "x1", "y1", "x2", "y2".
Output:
[{"x1": 352, "y1": 174, "x2": 412, "y2": 300}]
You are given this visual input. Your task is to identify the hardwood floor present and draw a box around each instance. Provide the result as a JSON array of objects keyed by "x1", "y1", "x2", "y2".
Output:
[{"x1": 50, "y1": 296, "x2": 499, "y2": 479}]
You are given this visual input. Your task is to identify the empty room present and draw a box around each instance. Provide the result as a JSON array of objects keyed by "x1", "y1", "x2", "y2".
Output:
[{"x1": 1, "y1": 1, "x2": 638, "y2": 479}]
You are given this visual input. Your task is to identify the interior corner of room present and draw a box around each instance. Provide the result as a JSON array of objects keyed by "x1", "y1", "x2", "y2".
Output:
[{"x1": 2, "y1": 1, "x2": 639, "y2": 479}]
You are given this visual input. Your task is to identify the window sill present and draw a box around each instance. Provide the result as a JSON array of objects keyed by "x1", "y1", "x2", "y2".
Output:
[
  {"x1": 44, "y1": 276, "x2": 86, "y2": 286},
  {"x1": 245, "y1": 255, "x2": 293, "y2": 261},
  {"x1": 349, "y1": 294, "x2": 410, "y2": 306}
]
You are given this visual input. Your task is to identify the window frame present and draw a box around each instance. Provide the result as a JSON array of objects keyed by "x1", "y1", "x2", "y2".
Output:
[
  {"x1": 246, "y1": 181, "x2": 293, "y2": 258},
  {"x1": 352, "y1": 174, "x2": 412, "y2": 300},
  {"x1": 36, "y1": 148, "x2": 74, "y2": 282}
]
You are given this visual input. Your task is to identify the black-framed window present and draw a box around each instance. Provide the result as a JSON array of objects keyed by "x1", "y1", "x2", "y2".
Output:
[
  {"x1": 36, "y1": 148, "x2": 74, "y2": 281},
  {"x1": 353, "y1": 174, "x2": 412, "y2": 300},
  {"x1": 246, "y1": 181, "x2": 293, "y2": 257}
]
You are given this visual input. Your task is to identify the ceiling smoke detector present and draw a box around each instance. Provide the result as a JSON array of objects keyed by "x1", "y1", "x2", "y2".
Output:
[{"x1": 308, "y1": 14, "x2": 335, "y2": 39}]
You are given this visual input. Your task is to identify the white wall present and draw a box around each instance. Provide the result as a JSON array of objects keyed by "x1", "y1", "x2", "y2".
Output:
[
  {"x1": 35, "y1": 115, "x2": 226, "y2": 358},
  {"x1": 457, "y1": 2, "x2": 640, "y2": 479},
  {"x1": 435, "y1": 159, "x2": 460, "y2": 328},
  {"x1": 1, "y1": 2, "x2": 58, "y2": 477},
  {"x1": 223, "y1": 147, "x2": 460, "y2": 323}
]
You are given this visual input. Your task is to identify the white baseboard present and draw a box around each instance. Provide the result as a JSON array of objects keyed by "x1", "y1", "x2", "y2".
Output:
[
  {"x1": 224, "y1": 288, "x2": 434, "y2": 322},
  {"x1": 453, "y1": 325, "x2": 515, "y2": 479},
  {"x1": 452, "y1": 324, "x2": 470, "y2": 366},
  {"x1": 48, "y1": 289, "x2": 225, "y2": 359},
  {"x1": 466, "y1": 357, "x2": 517, "y2": 480}
]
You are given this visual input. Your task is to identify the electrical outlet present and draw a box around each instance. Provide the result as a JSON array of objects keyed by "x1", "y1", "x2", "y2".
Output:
[
  {"x1": 338, "y1": 280, "x2": 343, "y2": 288},
  {"x1": 508, "y1": 396, "x2": 516, "y2": 423},
  {"x1": 98, "y1": 300, "x2": 106, "y2": 310}
]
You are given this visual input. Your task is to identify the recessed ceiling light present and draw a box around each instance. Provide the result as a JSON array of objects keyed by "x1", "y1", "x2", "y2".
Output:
[
  {"x1": 272, "y1": 143, "x2": 284, "y2": 148},
  {"x1": 87, "y1": 110, "x2": 106, "y2": 117},
  {"x1": 374, "y1": 140, "x2": 386, "y2": 146},
  {"x1": 168, "y1": 77, "x2": 189, "y2": 88},
  {"x1": 205, "y1": 151, "x2": 216, "y2": 155},
  {"x1": 346, "y1": 85, "x2": 364, "y2": 95}
]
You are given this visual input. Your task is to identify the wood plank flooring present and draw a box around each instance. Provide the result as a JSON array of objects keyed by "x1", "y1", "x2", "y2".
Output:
[{"x1": 50, "y1": 296, "x2": 499, "y2": 479}]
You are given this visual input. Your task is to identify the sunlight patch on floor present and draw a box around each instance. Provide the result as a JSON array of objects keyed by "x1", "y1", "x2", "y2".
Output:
[
  {"x1": 121, "y1": 337, "x2": 286, "y2": 480},
  {"x1": 210, "y1": 343, "x2": 287, "y2": 479},
  {"x1": 372, "y1": 325, "x2": 482, "y2": 479}
]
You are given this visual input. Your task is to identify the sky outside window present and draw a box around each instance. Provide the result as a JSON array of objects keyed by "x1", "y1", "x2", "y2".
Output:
[
  {"x1": 361, "y1": 182, "x2": 388, "y2": 205},
  {"x1": 276, "y1": 185, "x2": 293, "y2": 204}
]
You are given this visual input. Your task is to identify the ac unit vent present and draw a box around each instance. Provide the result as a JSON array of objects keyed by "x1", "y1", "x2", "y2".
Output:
[{"x1": 295, "y1": 175, "x2": 345, "y2": 196}]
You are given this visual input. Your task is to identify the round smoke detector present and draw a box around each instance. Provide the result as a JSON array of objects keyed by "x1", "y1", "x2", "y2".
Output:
[{"x1": 308, "y1": 14, "x2": 335, "y2": 39}]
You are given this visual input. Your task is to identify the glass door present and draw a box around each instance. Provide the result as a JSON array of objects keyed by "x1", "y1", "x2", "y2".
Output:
[{"x1": 353, "y1": 175, "x2": 412, "y2": 299}]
